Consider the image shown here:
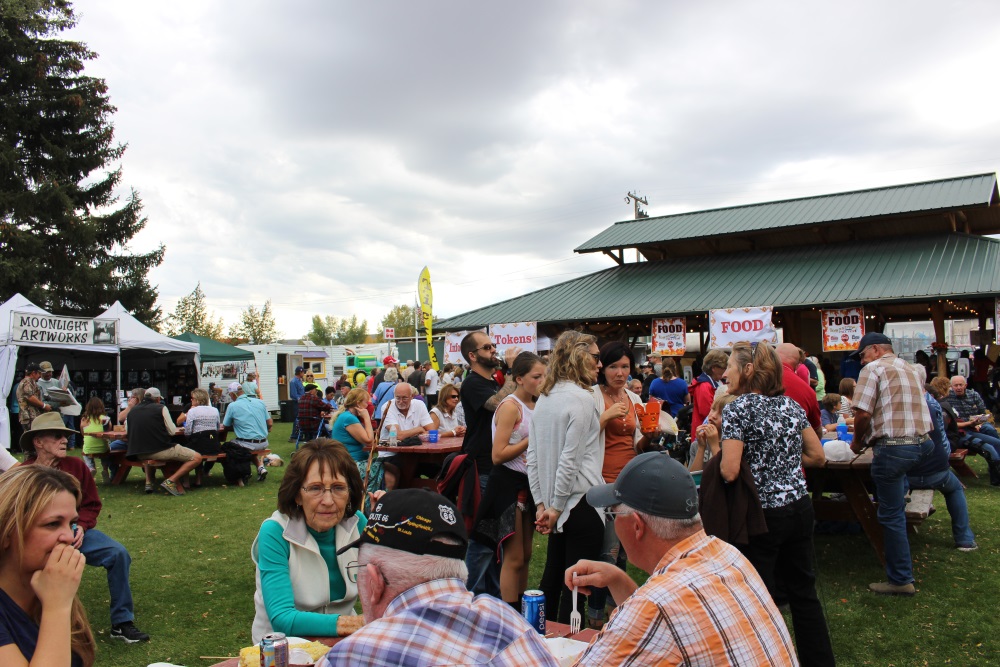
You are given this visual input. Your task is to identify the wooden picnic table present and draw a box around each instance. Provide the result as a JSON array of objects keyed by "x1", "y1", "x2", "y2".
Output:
[
  {"x1": 208, "y1": 621, "x2": 596, "y2": 666},
  {"x1": 806, "y1": 450, "x2": 935, "y2": 566},
  {"x1": 366, "y1": 435, "x2": 464, "y2": 490}
]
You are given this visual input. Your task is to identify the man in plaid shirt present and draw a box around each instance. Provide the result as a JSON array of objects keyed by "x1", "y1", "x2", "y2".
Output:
[
  {"x1": 850, "y1": 333, "x2": 933, "y2": 597},
  {"x1": 568, "y1": 452, "x2": 798, "y2": 666},
  {"x1": 319, "y1": 490, "x2": 557, "y2": 667}
]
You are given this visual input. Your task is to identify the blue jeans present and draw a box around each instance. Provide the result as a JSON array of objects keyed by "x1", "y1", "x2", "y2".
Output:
[
  {"x1": 960, "y1": 432, "x2": 1000, "y2": 484},
  {"x1": 870, "y1": 440, "x2": 934, "y2": 585},
  {"x1": 63, "y1": 414, "x2": 77, "y2": 449},
  {"x1": 80, "y1": 528, "x2": 135, "y2": 625},
  {"x1": 907, "y1": 469, "x2": 975, "y2": 547},
  {"x1": 465, "y1": 473, "x2": 501, "y2": 597}
]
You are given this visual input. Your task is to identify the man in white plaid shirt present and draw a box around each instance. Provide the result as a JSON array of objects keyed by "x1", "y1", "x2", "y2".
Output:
[{"x1": 850, "y1": 332, "x2": 933, "y2": 597}]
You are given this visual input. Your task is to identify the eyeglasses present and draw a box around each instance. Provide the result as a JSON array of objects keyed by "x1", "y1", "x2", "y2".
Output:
[
  {"x1": 301, "y1": 484, "x2": 350, "y2": 498},
  {"x1": 475, "y1": 343, "x2": 497, "y2": 352},
  {"x1": 345, "y1": 561, "x2": 387, "y2": 586},
  {"x1": 590, "y1": 353, "x2": 601, "y2": 363},
  {"x1": 394, "y1": 396, "x2": 412, "y2": 402},
  {"x1": 604, "y1": 506, "x2": 633, "y2": 519}
]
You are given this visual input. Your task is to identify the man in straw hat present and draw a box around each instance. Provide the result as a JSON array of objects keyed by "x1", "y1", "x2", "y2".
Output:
[
  {"x1": 566, "y1": 452, "x2": 796, "y2": 665},
  {"x1": 20, "y1": 413, "x2": 151, "y2": 643}
]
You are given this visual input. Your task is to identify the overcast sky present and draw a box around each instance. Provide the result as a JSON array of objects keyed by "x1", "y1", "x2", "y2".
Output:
[{"x1": 65, "y1": 0, "x2": 1000, "y2": 338}]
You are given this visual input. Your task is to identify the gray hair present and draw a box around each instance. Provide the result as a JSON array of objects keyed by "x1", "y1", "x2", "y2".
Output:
[
  {"x1": 361, "y1": 541, "x2": 468, "y2": 592},
  {"x1": 384, "y1": 367, "x2": 399, "y2": 383},
  {"x1": 617, "y1": 505, "x2": 702, "y2": 541}
]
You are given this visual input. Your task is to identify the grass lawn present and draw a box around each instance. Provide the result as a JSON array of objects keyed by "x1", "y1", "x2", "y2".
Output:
[{"x1": 33, "y1": 421, "x2": 999, "y2": 666}]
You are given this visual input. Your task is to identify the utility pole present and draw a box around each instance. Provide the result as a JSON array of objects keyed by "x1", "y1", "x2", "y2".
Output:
[{"x1": 625, "y1": 191, "x2": 649, "y2": 261}]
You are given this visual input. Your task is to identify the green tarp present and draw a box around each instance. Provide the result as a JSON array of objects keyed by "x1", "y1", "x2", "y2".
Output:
[{"x1": 172, "y1": 332, "x2": 255, "y2": 363}]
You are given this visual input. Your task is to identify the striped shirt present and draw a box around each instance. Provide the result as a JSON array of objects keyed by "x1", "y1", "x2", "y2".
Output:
[
  {"x1": 575, "y1": 531, "x2": 797, "y2": 666},
  {"x1": 319, "y1": 578, "x2": 557, "y2": 667},
  {"x1": 853, "y1": 353, "x2": 932, "y2": 440}
]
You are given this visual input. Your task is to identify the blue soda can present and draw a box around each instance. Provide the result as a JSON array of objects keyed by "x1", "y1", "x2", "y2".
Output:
[
  {"x1": 522, "y1": 589, "x2": 546, "y2": 634},
  {"x1": 260, "y1": 632, "x2": 288, "y2": 667}
]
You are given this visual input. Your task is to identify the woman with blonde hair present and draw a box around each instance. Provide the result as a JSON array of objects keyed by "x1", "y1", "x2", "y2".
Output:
[
  {"x1": 0, "y1": 465, "x2": 96, "y2": 667},
  {"x1": 527, "y1": 330, "x2": 605, "y2": 624},
  {"x1": 429, "y1": 384, "x2": 466, "y2": 438},
  {"x1": 329, "y1": 389, "x2": 380, "y2": 495},
  {"x1": 720, "y1": 341, "x2": 833, "y2": 665}
]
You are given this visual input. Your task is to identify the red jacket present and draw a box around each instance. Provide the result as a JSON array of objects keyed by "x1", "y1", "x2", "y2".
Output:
[
  {"x1": 689, "y1": 373, "x2": 718, "y2": 433},
  {"x1": 25, "y1": 455, "x2": 102, "y2": 531},
  {"x1": 782, "y1": 363, "x2": 822, "y2": 430}
]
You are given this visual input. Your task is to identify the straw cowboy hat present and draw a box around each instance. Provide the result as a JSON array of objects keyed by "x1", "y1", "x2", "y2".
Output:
[{"x1": 20, "y1": 412, "x2": 79, "y2": 452}]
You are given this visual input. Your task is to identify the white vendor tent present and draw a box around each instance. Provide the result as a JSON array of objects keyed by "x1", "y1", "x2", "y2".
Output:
[{"x1": 1, "y1": 295, "x2": 200, "y2": 450}]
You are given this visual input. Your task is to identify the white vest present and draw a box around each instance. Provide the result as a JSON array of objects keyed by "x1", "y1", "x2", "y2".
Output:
[{"x1": 251, "y1": 510, "x2": 361, "y2": 643}]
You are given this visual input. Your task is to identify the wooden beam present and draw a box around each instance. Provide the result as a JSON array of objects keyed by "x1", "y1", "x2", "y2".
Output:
[
  {"x1": 945, "y1": 212, "x2": 957, "y2": 233},
  {"x1": 602, "y1": 249, "x2": 623, "y2": 265}
]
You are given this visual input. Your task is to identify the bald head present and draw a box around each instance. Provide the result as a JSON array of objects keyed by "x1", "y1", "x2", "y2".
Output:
[
  {"x1": 776, "y1": 343, "x2": 800, "y2": 367},
  {"x1": 394, "y1": 382, "x2": 414, "y2": 398},
  {"x1": 951, "y1": 376, "x2": 968, "y2": 396}
]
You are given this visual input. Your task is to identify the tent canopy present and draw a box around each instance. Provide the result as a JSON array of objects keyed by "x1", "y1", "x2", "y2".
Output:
[
  {"x1": 0, "y1": 293, "x2": 117, "y2": 354},
  {"x1": 173, "y1": 332, "x2": 254, "y2": 363},
  {"x1": 97, "y1": 302, "x2": 199, "y2": 354}
]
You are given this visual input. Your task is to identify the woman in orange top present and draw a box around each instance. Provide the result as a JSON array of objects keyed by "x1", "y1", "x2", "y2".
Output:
[{"x1": 587, "y1": 341, "x2": 661, "y2": 627}]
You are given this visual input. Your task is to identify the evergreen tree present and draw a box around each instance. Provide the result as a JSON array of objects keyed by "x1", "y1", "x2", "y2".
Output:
[
  {"x1": 164, "y1": 282, "x2": 225, "y2": 339},
  {"x1": 0, "y1": 1, "x2": 163, "y2": 324}
]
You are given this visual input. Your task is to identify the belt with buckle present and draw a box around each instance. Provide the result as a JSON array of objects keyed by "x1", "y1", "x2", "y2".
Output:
[
  {"x1": 874, "y1": 435, "x2": 927, "y2": 446},
  {"x1": 237, "y1": 437, "x2": 268, "y2": 444}
]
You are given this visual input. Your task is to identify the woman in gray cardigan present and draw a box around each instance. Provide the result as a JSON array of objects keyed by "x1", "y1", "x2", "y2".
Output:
[{"x1": 527, "y1": 331, "x2": 605, "y2": 624}]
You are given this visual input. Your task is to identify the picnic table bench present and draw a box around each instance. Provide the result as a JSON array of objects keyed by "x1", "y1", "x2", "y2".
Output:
[{"x1": 949, "y1": 448, "x2": 978, "y2": 478}]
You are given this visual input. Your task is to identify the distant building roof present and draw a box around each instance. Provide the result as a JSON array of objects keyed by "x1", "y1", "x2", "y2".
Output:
[
  {"x1": 576, "y1": 173, "x2": 1000, "y2": 259},
  {"x1": 439, "y1": 233, "x2": 1000, "y2": 329}
]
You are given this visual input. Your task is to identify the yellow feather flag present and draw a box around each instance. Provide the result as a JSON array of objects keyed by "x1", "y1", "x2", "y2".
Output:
[{"x1": 418, "y1": 266, "x2": 439, "y2": 370}]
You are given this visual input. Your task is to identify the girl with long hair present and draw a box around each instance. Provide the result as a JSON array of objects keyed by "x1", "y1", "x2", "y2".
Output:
[
  {"x1": 80, "y1": 398, "x2": 111, "y2": 482},
  {"x1": 471, "y1": 352, "x2": 546, "y2": 610},
  {"x1": 720, "y1": 341, "x2": 833, "y2": 666},
  {"x1": 527, "y1": 331, "x2": 605, "y2": 624},
  {"x1": 0, "y1": 466, "x2": 96, "y2": 667}
]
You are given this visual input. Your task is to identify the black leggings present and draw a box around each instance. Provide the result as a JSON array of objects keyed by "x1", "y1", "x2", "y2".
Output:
[{"x1": 538, "y1": 497, "x2": 604, "y2": 624}]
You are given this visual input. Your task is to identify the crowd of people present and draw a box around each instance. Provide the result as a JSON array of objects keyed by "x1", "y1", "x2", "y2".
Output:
[{"x1": 2, "y1": 332, "x2": 996, "y2": 666}]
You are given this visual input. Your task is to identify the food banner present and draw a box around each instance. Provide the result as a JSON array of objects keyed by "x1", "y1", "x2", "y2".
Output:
[
  {"x1": 417, "y1": 267, "x2": 439, "y2": 371},
  {"x1": 651, "y1": 317, "x2": 686, "y2": 356},
  {"x1": 443, "y1": 330, "x2": 485, "y2": 365},
  {"x1": 488, "y1": 321, "x2": 537, "y2": 357},
  {"x1": 10, "y1": 310, "x2": 118, "y2": 345},
  {"x1": 709, "y1": 306, "x2": 777, "y2": 349},
  {"x1": 821, "y1": 307, "x2": 865, "y2": 352}
]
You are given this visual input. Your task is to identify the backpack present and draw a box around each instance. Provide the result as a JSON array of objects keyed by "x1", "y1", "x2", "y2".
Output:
[
  {"x1": 220, "y1": 442, "x2": 253, "y2": 484},
  {"x1": 436, "y1": 452, "x2": 481, "y2": 534}
]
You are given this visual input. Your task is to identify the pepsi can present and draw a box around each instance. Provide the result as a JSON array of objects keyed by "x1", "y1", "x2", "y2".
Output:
[
  {"x1": 260, "y1": 632, "x2": 288, "y2": 667},
  {"x1": 522, "y1": 589, "x2": 546, "y2": 634}
]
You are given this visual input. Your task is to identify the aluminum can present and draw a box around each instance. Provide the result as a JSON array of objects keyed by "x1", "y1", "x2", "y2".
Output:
[
  {"x1": 522, "y1": 589, "x2": 546, "y2": 634},
  {"x1": 260, "y1": 632, "x2": 288, "y2": 667}
]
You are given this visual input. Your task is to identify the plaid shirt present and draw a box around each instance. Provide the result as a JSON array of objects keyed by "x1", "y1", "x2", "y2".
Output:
[
  {"x1": 319, "y1": 578, "x2": 557, "y2": 666},
  {"x1": 297, "y1": 391, "x2": 328, "y2": 436},
  {"x1": 575, "y1": 531, "x2": 797, "y2": 667},
  {"x1": 947, "y1": 388, "x2": 987, "y2": 421},
  {"x1": 853, "y1": 353, "x2": 932, "y2": 440}
]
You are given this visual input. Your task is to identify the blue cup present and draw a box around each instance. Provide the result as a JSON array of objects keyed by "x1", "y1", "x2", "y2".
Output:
[{"x1": 428, "y1": 430, "x2": 439, "y2": 443}]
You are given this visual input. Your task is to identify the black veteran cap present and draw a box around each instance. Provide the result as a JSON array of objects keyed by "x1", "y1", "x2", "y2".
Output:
[{"x1": 337, "y1": 489, "x2": 468, "y2": 559}]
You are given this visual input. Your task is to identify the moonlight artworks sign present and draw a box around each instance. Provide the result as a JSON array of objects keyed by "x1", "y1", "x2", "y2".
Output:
[{"x1": 11, "y1": 311, "x2": 119, "y2": 346}]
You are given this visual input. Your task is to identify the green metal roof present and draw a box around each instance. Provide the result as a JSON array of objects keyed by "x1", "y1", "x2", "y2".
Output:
[
  {"x1": 439, "y1": 233, "x2": 1000, "y2": 329},
  {"x1": 575, "y1": 173, "x2": 999, "y2": 253},
  {"x1": 172, "y1": 332, "x2": 255, "y2": 363}
]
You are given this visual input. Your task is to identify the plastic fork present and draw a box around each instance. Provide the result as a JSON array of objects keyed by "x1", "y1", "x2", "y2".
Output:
[{"x1": 570, "y1": 572, "x2": 582, "y2": 634}]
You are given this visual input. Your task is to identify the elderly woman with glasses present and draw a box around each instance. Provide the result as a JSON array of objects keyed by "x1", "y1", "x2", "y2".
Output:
[
  {"x1": 251, "y1": 440, "x2": 367, "y2": 642},
  {"x1": 719, "y1": 341, "x2": 833, "y2": 666}
]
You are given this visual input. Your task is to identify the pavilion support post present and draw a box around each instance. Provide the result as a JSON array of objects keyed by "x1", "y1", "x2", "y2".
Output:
[
  {"x1": 930, "y1": 301, "x2": 948, "y2": 378},
  {"x1": 783, "y1": 310, "x2": 802, "y2": 345}
]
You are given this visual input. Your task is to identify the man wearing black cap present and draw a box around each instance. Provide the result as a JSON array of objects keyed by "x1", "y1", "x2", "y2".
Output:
[
  {"x1": 318, "y1": 489, "x2": 556, "y2": 667},
  {"x1": 850, "y1": 331, "x2": 933, "y2": 596},
  {"x1": 566, "y1": 452, "x2": 797, "y2": 666}
]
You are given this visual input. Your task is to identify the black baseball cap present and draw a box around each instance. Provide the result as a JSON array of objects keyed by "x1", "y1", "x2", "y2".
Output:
[
  {"x1": 336, "y1": 489, "x2": 468, "y2": 559},
  {"x1": 24, "y1": 362, "x2": 41, "y2": 373},
  {"x1": 587, "y1": 451, "x2": 699, "y2": 519},
  {"x1": 849, "y1": 332, "x2": 892, "y2": 360}
]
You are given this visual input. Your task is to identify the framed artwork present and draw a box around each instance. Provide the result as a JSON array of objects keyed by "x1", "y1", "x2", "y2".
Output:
[
  {"x1": 88, "y1": 371, "x2": 100, "y2": 384},
  {"x1": 72, "y1": 371, "x2": 85, "y2": 385},
  {"x1": 140, "y1": 371, "x2": 151, "y2": 385},
  {"x1": 127, "y1": 371, "x2": 138, "y2": 385},
  {"x1": 101, "y1": 370, "x2": 113, "y2": 384}
]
